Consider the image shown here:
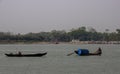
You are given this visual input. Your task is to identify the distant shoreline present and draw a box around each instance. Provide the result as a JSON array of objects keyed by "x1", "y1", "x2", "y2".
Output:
[{"x1": 0, "y1": 41, "x2": 120, "y2": 44}]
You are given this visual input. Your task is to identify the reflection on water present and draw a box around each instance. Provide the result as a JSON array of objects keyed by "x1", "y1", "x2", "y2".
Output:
[{"x1": 0, "y1": 44, "x2": 120, "y2": 74}]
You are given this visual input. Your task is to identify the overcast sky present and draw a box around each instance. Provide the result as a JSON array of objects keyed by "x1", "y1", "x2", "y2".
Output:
[{"x1": 0, "y1": 0, "x2": 120, "y2": 34}]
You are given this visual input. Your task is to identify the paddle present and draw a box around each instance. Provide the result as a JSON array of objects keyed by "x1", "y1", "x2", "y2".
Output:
[{"x1": 67, "y1": 52, "x2": 75, "y2": 56}]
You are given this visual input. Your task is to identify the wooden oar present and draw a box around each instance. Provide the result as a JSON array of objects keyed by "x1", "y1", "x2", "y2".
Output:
[{"x1": 67, "y1": 52, "x2": 74, "y2": 56}]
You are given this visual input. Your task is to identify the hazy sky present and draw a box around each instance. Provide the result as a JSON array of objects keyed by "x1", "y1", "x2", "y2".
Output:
[{"x1": 0, "y1": 0, "x2": 120, "y2": 34}]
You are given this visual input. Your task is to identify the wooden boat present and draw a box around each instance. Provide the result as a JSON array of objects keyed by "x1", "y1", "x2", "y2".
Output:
[
  {"x1": 74, "y1": 48, "x2": 102, "y2": 56},
  {"x1": 5, "y1": 52, "x2": 47, "y2": 57},
  {"x1": 67, "y1": 48, "x2": 102, "y2": 56}
]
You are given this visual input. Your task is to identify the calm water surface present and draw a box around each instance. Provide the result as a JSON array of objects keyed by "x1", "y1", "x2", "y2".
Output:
[{"x1": 0, "y1": 44, "x2": 120, "y2": 74}]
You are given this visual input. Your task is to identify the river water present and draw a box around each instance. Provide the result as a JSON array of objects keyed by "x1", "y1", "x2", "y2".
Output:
[{"x1": 0, "y1": 44, "x2": 120, "y2": 74}]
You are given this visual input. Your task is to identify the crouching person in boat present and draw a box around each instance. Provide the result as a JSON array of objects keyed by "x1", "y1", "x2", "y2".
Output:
[
  {"x1": 67, "y1": 47, "x2": 102, "y2": 56},
  {"x1": 18, "y1": 51, "x2": 22, "y2": 55}
]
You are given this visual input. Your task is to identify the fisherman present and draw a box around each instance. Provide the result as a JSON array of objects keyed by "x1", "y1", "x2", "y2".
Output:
[{"x1": 18, "y1": 51, "x2": 22, "y2": 55}]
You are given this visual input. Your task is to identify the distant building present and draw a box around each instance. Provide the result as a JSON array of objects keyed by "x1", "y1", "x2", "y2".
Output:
[{"x1": 71, "y1": 39, "x2": 80, "y2": 43}]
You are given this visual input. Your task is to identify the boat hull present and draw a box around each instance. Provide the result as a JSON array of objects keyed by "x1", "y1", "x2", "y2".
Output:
[{"x1": 5, "y1": 52, "x2": 47, "y2": 57}]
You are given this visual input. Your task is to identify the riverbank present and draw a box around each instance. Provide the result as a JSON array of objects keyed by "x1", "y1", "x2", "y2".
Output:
[
  {"x1": 0, "y1": 41, "x2": 50, "y2": 44},
  {"x1": 70, "y1": 41, "x2": 120, "y2": 44},
  {"x1": 0, "y1": 41, "x2": 120, "y2": 44}
]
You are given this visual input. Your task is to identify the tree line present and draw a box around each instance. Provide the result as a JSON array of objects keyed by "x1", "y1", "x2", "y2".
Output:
[{"x1": 0, "y1": 27, "x2": 120, "y2": 43}]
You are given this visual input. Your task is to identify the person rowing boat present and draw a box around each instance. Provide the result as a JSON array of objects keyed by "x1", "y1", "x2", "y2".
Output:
[{"x1": 67, "y1": 47, "x2": 102, "y2": 56}]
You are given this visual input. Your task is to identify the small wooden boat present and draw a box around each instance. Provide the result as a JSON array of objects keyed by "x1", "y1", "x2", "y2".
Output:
[
  {"x1": 5, "y1": 52, "x2": 47, "y2": 57},
  {"x1": 74, "y1": 48, "x2": 102, "y2": 56},
  {"x1": 67, "y1": 48, "x2": 102, "y2": 56}
]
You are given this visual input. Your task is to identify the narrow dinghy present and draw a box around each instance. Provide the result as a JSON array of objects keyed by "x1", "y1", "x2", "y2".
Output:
[{"x1": 5, "y1": 52, "x2": 47, "y2": 57}]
